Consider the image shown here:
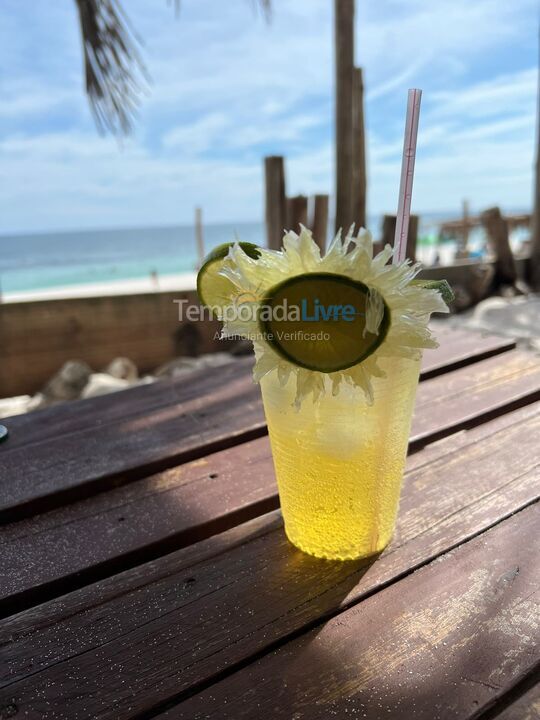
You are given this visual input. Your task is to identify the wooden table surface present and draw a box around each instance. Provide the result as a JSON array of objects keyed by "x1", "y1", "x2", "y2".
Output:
[{"x1": 1, "y1": 326, "x2": 539, "y2": 720}]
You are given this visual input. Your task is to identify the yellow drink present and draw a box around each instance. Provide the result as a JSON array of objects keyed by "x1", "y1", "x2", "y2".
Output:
[
  {"x1": 260, "y1": 356, "x2": 420, "y2": 560},
  {"x1": 196, "y1": 226, "x2": 450, "y2": 560}
]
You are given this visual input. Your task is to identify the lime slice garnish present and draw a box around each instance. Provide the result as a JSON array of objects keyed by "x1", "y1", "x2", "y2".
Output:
[
  {"x1": 411, "y1": 279, "x2": 455, "y2": 304},
  {"x1": 258, "y1": 273, "x2": 390, "y2": 373},
  {"x1": 197, "y1": 242, "x2": 261, "y2": 315}
]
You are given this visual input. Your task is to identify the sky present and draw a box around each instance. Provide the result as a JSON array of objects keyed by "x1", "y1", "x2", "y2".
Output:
[{"x1": 0, "y1": 0, "x2": 538, "y2": 234}]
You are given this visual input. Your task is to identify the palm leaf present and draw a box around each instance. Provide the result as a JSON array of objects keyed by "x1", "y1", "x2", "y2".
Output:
[{"x1": 74, "y1": 0, "x2": 271, "y2": 136}]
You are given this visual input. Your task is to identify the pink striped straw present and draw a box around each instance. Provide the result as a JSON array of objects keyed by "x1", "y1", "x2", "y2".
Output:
[{"x1": 393, "y1": 88, "x2": 422, "y2": 265}]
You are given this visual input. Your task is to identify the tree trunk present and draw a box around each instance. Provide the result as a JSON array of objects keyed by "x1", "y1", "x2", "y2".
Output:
[
  {"x1": 531, "y1": 30, "x2": 540, "y2": 288},
  {"x1": 456, "y1": 199, "x2": 470, "y2": 259},
  {"x1": 480, "y1": 207, "x2": 517, "y2": 287},
  {"x1": 406, "y1": 215, "x2": 419, "y2": 263},
  {"x1": 286, "y1": 195, "x2": 308, "y2": 233},
  {"x1": 312, "y1": 194, "x2": 329, "y2": 253},
  {"x1": 381, "y1": 214, "x2": 396, "y2": 248},
  {"x1": 264, "y1": 156, "x2": 287, "y2": 250},
  {"x1": 381, "y1": 214, "x2": 419, "y2": 262},
  {"x1": 352, "y1": 66, "x2": 367, "y2": 230},
  {"x1": 334, "y1": 0, "x2": 355, "y2": 234}
]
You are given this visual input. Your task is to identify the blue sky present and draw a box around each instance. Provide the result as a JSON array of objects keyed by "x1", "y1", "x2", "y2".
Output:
[{"x1": 0, "y1": 0, "x2": 538, "y2": 233}]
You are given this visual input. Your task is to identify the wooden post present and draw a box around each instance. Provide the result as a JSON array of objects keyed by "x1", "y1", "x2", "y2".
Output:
[
  {"x1": 352, "y1": 66, "x2": 367, "y2": 230},
  {"x1": 454, "y1": 199, "x2": 471, "y2": 259},
  {"x1": 381, "y1": 213, "x2": 418, "y2": 261},
  {"x1": 462, "y1": 199, "x2": 470, "y2": 250},
  {"x1": 312, "y1": 194, "x2": 329, "y2": 252},
  {"x1": 195, "y1": 206, "x2": 204, "y2": 268},
  {"x1": 406, "y1": 214, "x2": 419, "y2": 263},
  {"x1": 334, "y1": 0, "x2": 355, "y2": 234},
  {"x1": 480, "y1": 207, "x2": 517, "y2": 287},
  {"x1": 381, "y1": 214, "x2": 396, "y2": 248},
  {"x1": 372, "y1": 240, "x2": 384, "y2": 256},
  {"x1": 264, "y1": 156, "x2": 287, "y2": 250},
  {"x1": 286, "y1": 195, "x2": 309, "y2": 233},
  {"x1": 532, "y1": 25, "x2": 540, "y2": 288}
]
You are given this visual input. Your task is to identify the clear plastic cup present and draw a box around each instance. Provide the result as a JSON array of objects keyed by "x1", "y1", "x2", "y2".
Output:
[{"x1": 260, "y1": 356, "x2": 421, "y2": 560}]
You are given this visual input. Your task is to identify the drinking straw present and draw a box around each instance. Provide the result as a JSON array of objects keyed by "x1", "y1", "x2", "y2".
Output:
[{"x1": 393, "y1": 88, "x2": 422, "y2": 265}]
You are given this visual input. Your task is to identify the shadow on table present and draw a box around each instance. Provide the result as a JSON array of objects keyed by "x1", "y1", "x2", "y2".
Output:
[{"x1": 247, "y1": 528, "x2": 533, "y2": 720}]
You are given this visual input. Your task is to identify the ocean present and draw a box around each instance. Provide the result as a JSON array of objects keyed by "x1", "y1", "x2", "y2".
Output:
[
  {"x1": 0, "y1": 222, "x2": 266, "y2": 295},
  {"x1": 0, "y1": 213, "x2": 526, "y2": 295}
]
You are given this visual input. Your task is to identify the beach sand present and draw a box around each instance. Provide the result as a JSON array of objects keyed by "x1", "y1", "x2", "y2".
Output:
[{"x1": 1, "y1": 272, "x2": 198, "y2": 304}]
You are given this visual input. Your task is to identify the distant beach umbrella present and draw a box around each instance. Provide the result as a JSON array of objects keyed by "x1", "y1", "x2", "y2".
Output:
[{"x1": 73, "y1": 0, "x2": 271, "y2": 137}]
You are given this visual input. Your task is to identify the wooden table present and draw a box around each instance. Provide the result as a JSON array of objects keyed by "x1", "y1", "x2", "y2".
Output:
[{"x1": 1, "y1": 327, "x2": 539, "y2": 720}]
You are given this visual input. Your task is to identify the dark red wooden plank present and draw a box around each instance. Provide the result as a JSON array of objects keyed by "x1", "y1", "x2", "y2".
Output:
[
  {"x1": 420, "y1": 326, "x2": 515, "y2": 379},
  {"x1": 0, "y1": 438, "x2": 275, "y2": 614},
  {"x1": 412, "y1": 350, "x2": 540, "y2": 446},
  {"x1": 1, "y1": 346, "x2": 537, "y2": 525},
  {"x1": 1, "y1": 407, "x2": 538, "y2": 718},
  {"x1": 1, "y1": 386, "x2": 539, "y2": 617},
  {"x1": 0, "y1": 361, "x2": 264, "y2": 522},
  {"x1": 491, "y1": 680, "x2": 540, "y2": 720},
  {"x1": 167, "y1": 503, "x2": 540, "y2": 720},
  {"x1": 0, "y1": 356, "x2": 244, "y2": 451},
  {"x1": 1, "y1": 328, "x2": 513, "y2": 450}
]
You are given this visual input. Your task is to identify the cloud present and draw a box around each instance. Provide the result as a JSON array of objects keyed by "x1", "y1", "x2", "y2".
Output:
[
  {"x1": 0, "y1": 129, "x2": 263, "y2": 230},
  {"x1": 0, "y1": 0, "x2": 537, "y2": 233},
  {"x1": 359, "y1": 0, "x2": 537, "y2": 87},
  {"x1": 430, "y1": 68, "x2": 538, "y2": 120},
  {"x1": 162, "y1": 113, "x2": 229, "y2": 153},
  {"x1": 366, "y1": 57, "x2": 428, "y2": 102},
  {"x1": 0, "y1": 83, "x2": 74, "y2": 119},
  {"x1": 162, "y1": 111, "x2": 325, "y2": 155}
]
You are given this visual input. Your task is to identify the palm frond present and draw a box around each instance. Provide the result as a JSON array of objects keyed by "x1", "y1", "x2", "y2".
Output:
[
  {"x1": 169, "y1": 1, "x2": 271, "y2": 19},
  {"x1": 74, "y1": 0, "x2": 148, "y2": 135},
  {"x1": 75, "y1": 0, "x2": 271, "y2": 136},
  {"x1": 166, "y1": 0, "x2": 181, "y2": 18},
  {"x1": 250, "y1": 0, "x2": 272, "y2": 19}
]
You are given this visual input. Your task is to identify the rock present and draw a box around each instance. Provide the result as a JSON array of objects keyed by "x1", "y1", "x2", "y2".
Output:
[
  {"x1": 229, "y1": 339, "x2": 254, "y2": 356},
  {"x1": 451, "y1": 284, "x2": 472, "y2": 313},
  {"x1": 443, "y1": 265, "x2": 496, "y2": 312},
  {"x1": 419, "y1": 262, "x2": 494, "y2": 313},
  {"x1": 0, "y1": 395, "x2": 33, "y2": 419},
  {"x1": 173, "y1": 322, "x2": 201, "y2": 357},
  {"x1": 81, "y1": 373, "x2": 131, "y2": 399},
  {"x1": 27, "y1": 393, "x2": 47, "y2": 412},
  {"x1": 155, "y1": 352, "x2": 235, "y2": 379},
  {"x1": 105, "y1": 357, "x2": 138, "y2": 382},
  {"x1": 470, "y1": 263, "x2": 495, "y2": 302},
  {"x1": 40, "y1": 360, "x2": 93, "y2": 403},
  {"x1": 467, "y1": 296, "x2": 540, "y2": 343},
  {"x1": 499, "y1": 283, "x2": 527, "y2": 298}
]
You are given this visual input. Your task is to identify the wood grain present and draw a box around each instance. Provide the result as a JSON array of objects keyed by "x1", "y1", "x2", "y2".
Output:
[
  {"x1": 1, "y1": 406, "x2": 538, "y2": 719},
  {"x1": 0, "y1": 437, "x2": 277, "y2": 614},
  {"x1": 0, "y1": 356, "x2": 250, "y2": 450},
  {"x1": 0, "y1": 360, "x2": 263, "y2": 522},
  {"x1": 419, "y1": 327, "x2": 514, "y2": 379},
  {"x1": 264, "y1": 156, "x2": 287, "y2": 250},
  {"x1": 412, "y1": 350, "x2": 540, "y2": 446},
  {"x1": 167, "y1": 503, "x2": 540, "y2": 719},
  {"x1": 1, "y1": 384, "x2": 538, "y2": 617},
  {"x1": 0, "y1": 344, "x2": 533, "y2": 524},
  {"x1": 491, "y1": 680, "x2": 540, "y2": 719},
  {"x1": 334, "y1": 0, "x2": 355, "y2": 232},
  {"x1": 2, "y1": 329, "x2": 510, "y2": 450}
]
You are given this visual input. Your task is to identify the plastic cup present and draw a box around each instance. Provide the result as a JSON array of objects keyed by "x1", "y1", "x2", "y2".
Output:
[{"x1": 260, "y1": 355, "x2": 421, "y2": 560}]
